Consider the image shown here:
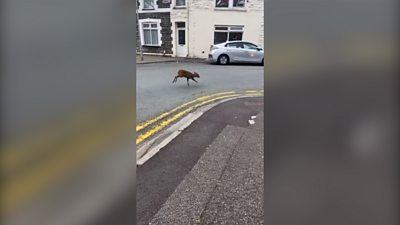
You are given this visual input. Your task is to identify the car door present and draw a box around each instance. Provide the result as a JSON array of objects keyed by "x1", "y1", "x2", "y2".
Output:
[
  {"x1": 242, "y1": 42, "x2": 263, "y2": 63},
  {"x1": 225, "y1": 42, "x2": 244, "y2": 62}
]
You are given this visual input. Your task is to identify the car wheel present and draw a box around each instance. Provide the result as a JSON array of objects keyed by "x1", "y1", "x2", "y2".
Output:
[{"x1": 218, "y1": 55, "x2": 229, "y2": 65}]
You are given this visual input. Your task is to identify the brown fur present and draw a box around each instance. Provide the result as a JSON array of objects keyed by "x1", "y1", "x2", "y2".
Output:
[{"x1": 172, "y1": 69, "x2": 200, "y2": 86}]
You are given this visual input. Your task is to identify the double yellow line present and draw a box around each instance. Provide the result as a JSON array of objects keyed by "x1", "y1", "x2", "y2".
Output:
[
  {"x1": 1, "y1": 126, "x2": 122, "y2": 213},
  {"x1": 136, "y1": 94, "x2": 240, "y2": 145},
  {"x1": 136, "y1": 91, "x2": 235, "y2": 132},
  {"x1": 136, "y1": 90, "x2": 263, "y2": 145},
  {"x1": 1, "y1": 90, "x2": 263, "y2": 214},
  {"x1": 1, "y1": 103, "x2": 134, "y2": 213}
]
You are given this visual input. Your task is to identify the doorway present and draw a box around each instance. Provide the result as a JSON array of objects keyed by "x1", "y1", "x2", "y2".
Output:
[{"x1": 176, "y1": 22, "x2": 187, "y2": 57}]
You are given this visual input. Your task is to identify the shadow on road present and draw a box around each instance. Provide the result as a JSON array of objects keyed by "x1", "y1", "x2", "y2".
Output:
[{"x1": 207, "y1": 62, "x2": 264, "y2": 67}]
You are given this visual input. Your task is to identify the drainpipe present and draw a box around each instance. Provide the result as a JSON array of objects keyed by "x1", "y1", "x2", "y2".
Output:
[
  {"x1": 186, "y1": 0, "x2": 190, "y2": 58},
  {"x1": 136, "y1": 7, "x2": 144, "y2": 61}
]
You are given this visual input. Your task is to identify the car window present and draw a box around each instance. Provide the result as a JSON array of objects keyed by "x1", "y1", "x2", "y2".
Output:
[
  {"x1": 246, "y1": 42, "x2": 258, "y2": 48},
  {"x1": 226, "y1": 42, "x2": 244, "y2": 48},
  {"x1": 243, "y1": 43, "x2": 258, "y2": 49}
]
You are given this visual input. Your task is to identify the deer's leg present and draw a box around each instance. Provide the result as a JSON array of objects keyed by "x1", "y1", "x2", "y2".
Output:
[
  {"x1": 187, "y1": 78, "x2": 190, "y2": 86},
  {"x1": 191, "y1": 78, "x2": 198, "y2": 83},
  {"x1": 172, "y1": 76, "x2": 177, "y2": 83}
]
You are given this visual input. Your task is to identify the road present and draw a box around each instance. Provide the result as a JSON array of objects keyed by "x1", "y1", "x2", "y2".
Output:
[
  {"x1": 136, "y1": 62, "x2": 264, "y2": 122},
  {"x1": 131, "y1": 97, "x2": 264, "y2": 225},
  {"x1": 133, "y1": 62, "x2": 264, "y2": 224}
]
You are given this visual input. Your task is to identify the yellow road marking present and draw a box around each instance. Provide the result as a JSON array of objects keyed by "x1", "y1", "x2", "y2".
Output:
[
  {"x1": 1, "y1": 114, "x2": 131, "y2": 213},
  {"x1": 1, "y1": 103, "x2": 133, "y2": 174},
  {"x1": 1, "y1": 90, "x2": 263, "y2": 213},
  {"x1": 136, "y1": 94, "x2": 240, "y2": 145},
  {"x1": 2, "y1": 90, "x2": 262, "y2": 174},
  {"x1": 245, "y1": 93, "x2": 264, "y2": 96},
  {"x1": 136, "y1": 91, "x2": 236, "y2": 132}
]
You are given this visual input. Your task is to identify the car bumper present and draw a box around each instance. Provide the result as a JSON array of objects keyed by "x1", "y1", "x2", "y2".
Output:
[{"x1": 207, "y1": 54, "x2": 218, "y2": 63}]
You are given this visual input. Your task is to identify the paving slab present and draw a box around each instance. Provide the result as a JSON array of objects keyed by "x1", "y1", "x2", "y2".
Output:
[
  {"x1": 149, "y1": 125, "x2": 249, "y2": 225},
  {"x1": 200, "y1": 115, "x2": 264, "y2": 225},
  {"x1": 149, "y1": 111, "x2": 264, "y2": 225}
]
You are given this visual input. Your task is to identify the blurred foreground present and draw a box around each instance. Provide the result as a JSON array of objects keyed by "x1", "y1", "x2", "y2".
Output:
[
  {"x1": 1, "y1": 0, "x2": 136, "y2": 224},
  {"x1": 0, "y1": 0, "x2": 398, "y2": 224},
  {"x1": 265, "y1": 0, "x2": 399, "y2": 224}
]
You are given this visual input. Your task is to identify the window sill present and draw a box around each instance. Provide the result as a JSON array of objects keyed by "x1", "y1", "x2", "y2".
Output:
[
  {"x1": 142, "y1": 45, "x2": 162, "y2": 47},
  {"x1": 214, "y1": 7, "x2": 247, "y2": 12},
  {"x1": 173, "y1": 6, "x2": 187, "y2": 9}
]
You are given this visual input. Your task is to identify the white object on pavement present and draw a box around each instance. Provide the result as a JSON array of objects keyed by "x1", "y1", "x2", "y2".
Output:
[
  {"x1": 251, "y1": 116, "x2": 257, "y2": 119},
  {"x1": 248, "y1": 120, "x2": 255, "y2": 125}
]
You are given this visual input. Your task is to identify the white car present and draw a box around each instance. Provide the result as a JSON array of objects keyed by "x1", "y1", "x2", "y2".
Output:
[{"x1": 208, "y1": 41, "x2": 264, "y2": 65}]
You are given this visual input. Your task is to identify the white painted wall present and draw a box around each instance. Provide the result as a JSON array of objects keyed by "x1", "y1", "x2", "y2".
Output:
[
  {"x1": 170, "y1": 0, "x2": 263, "y2": 58},
  {"x1": 187, "y1": 0, "x2": 263, "y2": 58}
]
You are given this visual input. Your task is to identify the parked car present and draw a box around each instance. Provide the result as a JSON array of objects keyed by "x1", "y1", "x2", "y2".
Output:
[{"x1": 207, "y1": 41, "x2": 264, "y2": 65}]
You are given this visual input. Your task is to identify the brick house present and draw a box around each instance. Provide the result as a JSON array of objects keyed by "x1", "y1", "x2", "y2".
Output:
[
  {"x1": 136, "y1": 0, "x2": 173, "y2": 55},
  {"x1": 137, "y1": 0, "x2": 264, "y2": 58}
]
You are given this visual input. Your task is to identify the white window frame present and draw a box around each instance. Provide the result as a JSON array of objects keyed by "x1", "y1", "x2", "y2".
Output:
[
  {"x1": 215, "y1": 0, "x2": 245, "y2": 9},
  {"x1": 214, "y1": 25, "x2": 244, "y2": 44},
  {"x1": 139, "y1": 19, "x2": 162, "y2": 47},
  {"x1": 174, "y1": 0, "x2": 186, "y2": 8}
]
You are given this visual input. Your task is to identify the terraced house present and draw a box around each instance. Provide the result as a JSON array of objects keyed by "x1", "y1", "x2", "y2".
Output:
[
  {"x1": 136, "y1": 0, "x2": 173, "y2": 55},
  {"x1": 137, "y1": 0, "x2": 264, "y2": 58}
]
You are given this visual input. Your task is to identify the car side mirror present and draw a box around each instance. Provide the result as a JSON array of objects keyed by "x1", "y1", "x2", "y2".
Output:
[{"x1": 256, "y1": 47, "x2": 262, "y2": 51}]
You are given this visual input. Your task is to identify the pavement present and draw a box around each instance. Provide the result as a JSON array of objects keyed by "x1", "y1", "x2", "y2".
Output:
[
  {"x1": 136, "y1": 54, "x2": 208, "y2": 64},
  {"x1": 264, "y1": 66, "x2": 398, "y2": 225},
  {"x1": 136, "y1": 96, "x2": 264, "y2": 225},
  {"x1": 150, "y1": 113, "x2": 264, "y2": 225}
]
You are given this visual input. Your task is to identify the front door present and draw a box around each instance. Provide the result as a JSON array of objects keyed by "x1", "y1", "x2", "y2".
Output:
[{"x1": 176, "y1": 22, "x2": 187, "y2": 57}]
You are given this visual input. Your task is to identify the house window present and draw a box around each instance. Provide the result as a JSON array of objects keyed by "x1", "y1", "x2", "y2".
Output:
[
  {"x1": 143, "y1": 23, "x2": 159, "y2": 45},
  {"x1": 143, "y1": 0, "x2": 155, "y2": 9},
  {"x1": 139, "y1": 19, "x2": 162, "y2": 46},
  {"x1": 216, "y1": 0, "x2": 245, "y2": 8},
  {"x1": 216, "y1": 0, "x2": 229, "y2": 7},
  {"x1": 177, "y1": 22, "x2": 185, "y2": 28},
  {"x1": 233, "y1": 0, "x2": 245, "y2": 7},
  {"x1": 175, "y1": 0, "x2": 186, "y2": 7},
  {"x1": 178, "y1": 30, "x2": 186, "y2": 45},
  {"x1": 214, "y1": 25, "x2": 244, "y2": 44}
]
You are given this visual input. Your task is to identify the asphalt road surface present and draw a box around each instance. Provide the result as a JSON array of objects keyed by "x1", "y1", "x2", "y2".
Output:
[
  {"x1": 93, "y1": 65, "x2": 397, "y2": 225},
  {"x1": 136, "y1": 62, "x2": 264, "y2": 123}
]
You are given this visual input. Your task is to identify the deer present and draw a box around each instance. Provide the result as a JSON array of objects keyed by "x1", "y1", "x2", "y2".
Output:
[{"x1": 172, "y1": 69, "x2": 200, "y2": 86}]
